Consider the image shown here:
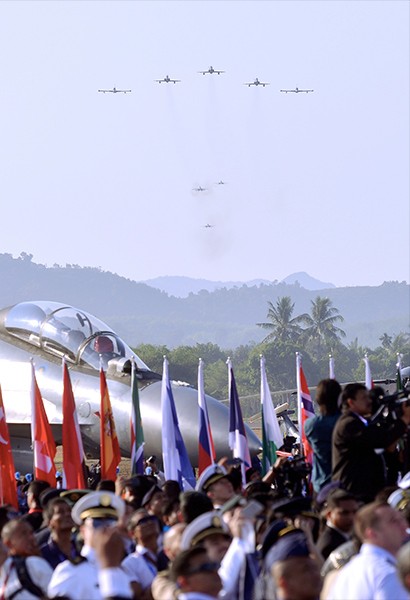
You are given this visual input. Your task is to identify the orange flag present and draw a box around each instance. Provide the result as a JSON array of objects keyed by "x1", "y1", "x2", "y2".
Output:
[
  {"x1": 0, "y1": 385, "x2": 18, "y2": 509},
  {"x1": 62, "y1": 360, "x2": 86, "y2": 489},
  {"x1": 100, "y1": 367, "x2": 121, "y2": 481},
  {"x1": 31, "y1": 362, "x2": 57, "y2": 486}
]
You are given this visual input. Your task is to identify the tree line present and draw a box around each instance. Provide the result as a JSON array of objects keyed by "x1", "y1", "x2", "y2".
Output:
[{"x1": 133, "y1": 295, "x2": 410, "y2": 418}]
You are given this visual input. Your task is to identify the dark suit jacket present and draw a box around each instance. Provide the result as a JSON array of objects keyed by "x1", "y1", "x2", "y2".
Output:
[
  {"x1": 316, "y1": 525, "x2": 348, "y2": 560},
  {"x1": 332, "y1": 410, "x2": 407, "y2": 502}
]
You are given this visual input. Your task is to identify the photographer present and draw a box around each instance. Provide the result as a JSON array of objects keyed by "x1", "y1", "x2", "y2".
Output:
[{"x1": 332, "y1": 383, "x2": 410, "y2": 503}]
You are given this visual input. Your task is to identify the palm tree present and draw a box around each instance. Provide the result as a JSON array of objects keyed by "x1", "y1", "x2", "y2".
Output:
[
  {"x1": 257, "y1": 296, "x2": 304, "y2": 343},
  {"x1": 301, "y1": 296, "x2": 346, "y2": 356},
  {"x1": 379, "y1": 333, "x2": 393, "y2": 350}
]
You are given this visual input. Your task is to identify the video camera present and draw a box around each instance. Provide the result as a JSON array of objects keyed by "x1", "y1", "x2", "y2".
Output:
[
  {"x1": 274, "y1": 456, "x2": 312, "y2": 498},
  {"x1": 371, "y1": 385, "x2": 410, "y2": 421}
]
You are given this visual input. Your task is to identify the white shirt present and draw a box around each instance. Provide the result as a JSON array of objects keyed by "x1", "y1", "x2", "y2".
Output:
[
  {"x1": 178, "y1": 594, "x2": 218, "y2": 600},
  {"x1": 0, "y1": 556, "x2": 53, "y2": 600},
  {"x1": 121, "y1": 551, "x2": 155, "y2": 590},
  {"x1": 98, "y1": 568, "x2": 132, "y2": 598},
  {"x1": 325, "y1": 542, "x2": 410, "y2": 600},
  {"x1": 48, "y1": 545, "x2": 133, "y2": 600}
]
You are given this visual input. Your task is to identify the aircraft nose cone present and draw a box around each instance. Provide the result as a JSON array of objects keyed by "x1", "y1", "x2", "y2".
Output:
[{"x1": 139, "y1": 381, "x2": 261, "y2": 466}]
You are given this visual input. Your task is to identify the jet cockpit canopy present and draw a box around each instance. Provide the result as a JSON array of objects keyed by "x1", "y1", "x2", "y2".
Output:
[{"x1": 2, "y1": 301, "x2": 149, "y2": 372}]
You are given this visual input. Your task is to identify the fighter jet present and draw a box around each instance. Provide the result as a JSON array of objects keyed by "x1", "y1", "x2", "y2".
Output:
[
  {"x1": 192, "y1": 185, "x2": 207, "y2": 192},
  {"x1": 215, "y1": 180, "x2": 227, "y2": 185},
  {"x1": 244, "y1": 78, "x2": 270, "y2": 87},
  {"x1": 198, "y1": 66, "x2": 225, "y2": 75},
  {"x1": 98, "y1": 87, "x2": 132, "y2": 94},
  {"x1": 204, "y1": 224, "x2": 214, "y2": 228},
  {"x1": 0, "y1": 301, "x2": 261, "y2": 472},
  {"x1": 155, "y1": 75, "x2": 181, "y2": 84},
  {"x1": 280, "y1": 87, "x2": 314, "y2": 94}
]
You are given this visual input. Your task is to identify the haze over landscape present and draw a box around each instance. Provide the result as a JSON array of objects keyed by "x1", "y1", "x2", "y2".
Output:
[{"x1": 0, "y1": 1, "x2": 408, "y2": 289}]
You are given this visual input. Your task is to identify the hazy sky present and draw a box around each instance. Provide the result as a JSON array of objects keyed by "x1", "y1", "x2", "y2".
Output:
[{"x1": 1, "y1": 1, "x2": 408, "y2": 288}]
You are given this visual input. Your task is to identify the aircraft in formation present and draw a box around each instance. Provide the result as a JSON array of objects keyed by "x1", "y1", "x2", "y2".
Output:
[
  {"x1": 244, "y1": 78, "x2": 270, "y2": 87},
  {"x1": 98, "y1": 87, "x2": 132, "y2": 94},
  {"x1": 215, "y1": 180, "x2": 226, "y2": 185},
  {"x1": 192, "y1": 185, "x2": 207, "y2": 192},
  {"x1": 204, "y1": 224, "x2": 214, "y2": 228},
  {"x1": 198, "y1": 66, "x2": 225, "y2": 75},
  {"x1": 280, "y1": 87, "x2": 314, "y2": 94},
  {"x1": 0, "y1": 301, "x2": 261, "y2": 472},
  {"x1": 155, "y1": 75, "x2": 181, "y2": 84},
  {"x1": 97, "y1": 75, "x2": 314, "y2": 93}
]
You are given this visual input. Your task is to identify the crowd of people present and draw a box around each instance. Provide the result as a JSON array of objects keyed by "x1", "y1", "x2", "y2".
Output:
[{"x1": 1, "y1": 379, "x2": 410, "y2": 599}]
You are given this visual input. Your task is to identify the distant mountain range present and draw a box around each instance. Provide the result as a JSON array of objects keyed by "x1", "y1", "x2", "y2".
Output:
[
  {"x1": 142, "y1": 272, "x2": 335, "y2": 297},
  {"x1": 0, "y1": 253, "x2": 407, "y2": 349}
]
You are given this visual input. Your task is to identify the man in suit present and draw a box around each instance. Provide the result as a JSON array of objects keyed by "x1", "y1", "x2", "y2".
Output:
[
  {"x1": 332, "y1": 383, "x2": 410, "y2": 503},
  {"x1": 317, "y1": 489, "x2": 359, "y2": 559}
]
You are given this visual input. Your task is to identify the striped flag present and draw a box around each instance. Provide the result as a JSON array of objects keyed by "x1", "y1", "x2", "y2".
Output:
[
  {"x1": 198, "y1": 358, "x2": 216, "y2": 475},
  {"x1": 260, "y1": 355, "x2": 283, "y2": 476},
  {"x1": 100, "y1": 367, "x2": 121, "y2": 481},
  {"x1": 329, "y1": 354, "x2": 335, "y2": 379},
  {"x1": 62, "y1": 359, "x2": 87, "y2": 489},
  {"x1": 161, "y1": 357, "x2": 195, "y2": 490},
  {"x1": 364, "y1": 354, "x2": 374, "y2": 390},
  {"x1": 296, "y1": 353, "x2": 314, "y2": 465},
  {"x1": 0, "y1": 385, "x2": 18, "y2": 509},
  {"x1": 130, "y1": 359, "x2": 145, "y2": 475},
  {"x1": 31, "y1": 361, "x2": 57, "y2": 486},
  {"x1": 227, "y1": 358, "x2": 251, "y2": 487}
]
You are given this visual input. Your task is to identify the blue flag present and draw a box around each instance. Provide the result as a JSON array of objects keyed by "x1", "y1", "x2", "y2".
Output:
[
  {"x1": 161, "y1": 357, "x2": 195, "y2": 490},
  {"x1": 228, "y1": 358, "x2": 251, "y2": 487}
]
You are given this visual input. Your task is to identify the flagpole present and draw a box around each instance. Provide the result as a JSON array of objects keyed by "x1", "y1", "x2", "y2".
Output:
[
  {"x1": 296, "y1": 352, "x2": 303, "y2": 456},
  {"x1": 329, "y1": 354, "x2": 335, "y2": 379}
]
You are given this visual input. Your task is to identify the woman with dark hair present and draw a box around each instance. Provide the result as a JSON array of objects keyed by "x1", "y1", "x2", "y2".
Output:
[{"x1": 304, "y1": 379, "x2": 342, "y2": 494}]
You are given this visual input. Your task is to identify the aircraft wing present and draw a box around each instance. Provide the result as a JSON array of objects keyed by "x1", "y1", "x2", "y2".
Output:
[
  {"x1": 214, "y1": 70, "x2": 225, "y2": 74},
  {"x1": 280, "y1": 89, "x2": 293, "y2": 93}
]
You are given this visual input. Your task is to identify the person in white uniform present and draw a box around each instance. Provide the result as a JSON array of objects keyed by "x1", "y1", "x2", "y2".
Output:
[
  {"x1": 0, "y1": 519, "x2": 53, "y2": 599},
  {"x1": 48, "y1": 490, "x2": 133, "y2": 600},
  {"x1": 325, "y1": 501, "x2": 410, "y2": 600}
]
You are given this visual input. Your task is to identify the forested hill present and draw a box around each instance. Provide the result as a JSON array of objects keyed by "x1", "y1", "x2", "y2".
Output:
[{"x1": 0, "y1": 253, "x2": 408, "y2": 349}]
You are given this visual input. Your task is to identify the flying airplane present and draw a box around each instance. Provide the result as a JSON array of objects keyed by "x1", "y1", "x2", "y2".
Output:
[
  {"x1": 280, "y1": 87, "x2": 314, "y2": 94},
  {"x1": 244, "y1": 78, "x2": 270, "y2": 87},
  {"x1": 98, "y1": 87, "x2": 132, "y2": 94},
  {"x1": 155, "y1": 75, "x2": 181, "y2": 84},
  {"x1": 204, "y1": 224, "x2": 214, "y2": 228},
  {"x1": 192, "y1": 185, "x2": 207, "y2": 192},
  {"x1": 215, "y1": 180, "x2": 226, "y2": 185},
  {"x1": 198, "y1": 66, "x2": 225, "y2": 75},
  {"x1": 0, "y1": 301, "x2": 261, "y2": 472}
]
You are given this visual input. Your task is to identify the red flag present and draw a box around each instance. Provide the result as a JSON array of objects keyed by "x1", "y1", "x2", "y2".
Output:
[
  {"x1": 0, "y1": 385, "x2": 18, "y2": 509},
  {"x1": 31, "y1": 362, "x2": 56, "y2": 486},
  {"x1": 100, "y1": 368, "x2": 121, "y2": 481},
  {"x1": 62, "y1": 360, "x2": 86, "y2": 489},
  {"x1": 296, "y1": 353, "x2": 315, "y2": 465}
]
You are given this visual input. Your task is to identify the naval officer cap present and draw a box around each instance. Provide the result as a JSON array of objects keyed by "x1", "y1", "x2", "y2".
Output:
[
  {"x1": 388, "y1": 488, "x2": 410, "y2": 512},
  {"x1": 71, "y1": 490, "x2": 125, "y2": 525},
  {"x1": 195, "y1": 464, "x2": 229, "y2": 494},
  {"x1": 262, "y1": 520, "x2": 310, "y2": 569},
  {"x1": 181, "y1": 510, "x2": 231, "y2": 550}
]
